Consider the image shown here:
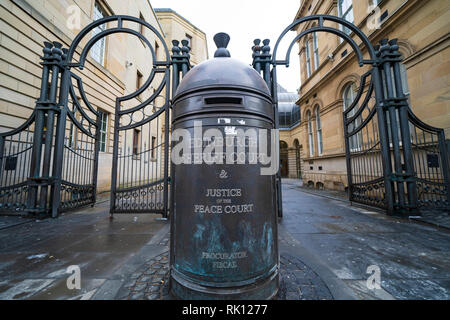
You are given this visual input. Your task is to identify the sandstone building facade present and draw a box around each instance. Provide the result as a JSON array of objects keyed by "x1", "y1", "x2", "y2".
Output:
[{"x1": 280, "y1": 0, "x2": 449, "y2": 191}]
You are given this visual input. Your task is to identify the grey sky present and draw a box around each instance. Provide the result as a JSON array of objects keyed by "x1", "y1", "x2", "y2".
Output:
[{"x1": 151, "y1": 0, "x2": 302, "y2": 92}]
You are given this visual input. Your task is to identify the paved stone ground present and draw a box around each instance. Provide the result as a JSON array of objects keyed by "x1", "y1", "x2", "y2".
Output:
[
  {"x1": 124, "y1": 251, "x2": 171, "y2": 300},
  {"x1": 1, "y1": 180, "x2": 449, "y2": 300},
  {"x1": 276, "y1": 253, "x2": 333, "y2": 300},
  {"x1": 296, "y1": 180, "x2": 450, "y2": 231},
  {"x1": 298, "y1": 184, "x2": 348, "y2": 201},
  {"x1": 281, "y1": 179, "x2": 450, "y2": 300},
  {"x1": 121, "y1": 250, "x2": 333, "y2": 300},
  {"x1": 0, "y1": 202, "x2": 169, "y2": 300},
  {"x1": 413, "y1": 210, "x2": 450, "y2": 230}
]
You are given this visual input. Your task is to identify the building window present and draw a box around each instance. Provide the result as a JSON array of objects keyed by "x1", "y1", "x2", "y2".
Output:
[
  {"x1": 315, "y1": 106, "x2": 323, "y2": 155},
  {"x1": 381, "y1": 68, "x2": 409, "y2": 98},
  {"x1": 151, "y1": 136, "x2": 156, "y2": 159},
  {"x1": 68, "y1": 99, "x2": 81, "y2": 148},
  {"x1": 338, "y1": 0, "x2": 354, "y2": 35},
  {"x1": 139, "y1": 12, "x2": 145, "y2": 35},
  {"x1": 307, "y1": 111, "x2": 314, "y2": 157},
  {"x1": 313, "y1": 32, "x2": 319, "y2": 70},
  {"x1": 279, "y1": 111, "x2": 287, "y2": 127},
  {"x1": 155, "y1": 41, "x2": 160, "y2": 60},
  {"x1": 91, "y1": 2, "x2": 108, "y2": 66},
  {"x1": 185, "y1": 34, "x2": 192, "y2": 49},
  {"x1": 343, "y1": 82, "x2": 362, "y2": 150},
  {"x1": 98, "y1": 109, "x2": 108, "y2": 152},
  {"x1": 400, "y1": 60, "x2": 410, "y2": 96},
  {"x1": 68, "y1": 119, "x2": 75, "y2": 148},
  {"x1": 305, "y1": 40, "x2": 312, "y2": 78},
  {"x1": 136, "y1": 70, "x2": 143, "y2": 99},
  {"x1": 292, "y1": 104, "x2": 301, "y2": 127},
  {"x1": 133, "y1": 129, "x2": 141, "y2": 157}
]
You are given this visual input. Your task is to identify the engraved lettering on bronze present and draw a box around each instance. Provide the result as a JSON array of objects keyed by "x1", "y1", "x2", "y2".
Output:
[{"x1": 202, "y1": 251, "x2": 248, "y2": 269}]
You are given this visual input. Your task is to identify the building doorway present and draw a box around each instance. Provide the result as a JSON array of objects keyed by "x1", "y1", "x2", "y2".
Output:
[{"x1": 280, "y1": 141, "x2": 289, "y2": 178}]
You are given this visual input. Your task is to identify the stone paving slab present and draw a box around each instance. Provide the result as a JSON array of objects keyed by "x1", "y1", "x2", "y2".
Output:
[
  {"x1": 97, "y1": 221, "x2": 337, "y2": 300},
  {"x1": 411, "y1": 211, "x2": 450, "y2": 230},
  {"x1": 0, "y1": 202, "x2": 168, "y2": 300},
  {"x1": 118, "y1": 249, "x2": 333, "y2": 300},
  {"x1": 281, "y1": 180, "x2": 450, "y2": 300},
  {"x1": 285, "y1": 179, "x2": 450, "y2": 231},
  {"x1": 0, "y1": 216, "x2": 31, "y2": 230}
]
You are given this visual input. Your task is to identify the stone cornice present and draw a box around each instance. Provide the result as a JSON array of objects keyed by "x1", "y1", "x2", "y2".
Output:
[
  {"x1": 302, "y1": 152, "x2": 346, "y2": 161},
  {"x1": 154, "y1": 9, "x2": 206, "y2": 38},
  {"x1": 403, "y1": 33, "x2": 450, "y2": 68}
]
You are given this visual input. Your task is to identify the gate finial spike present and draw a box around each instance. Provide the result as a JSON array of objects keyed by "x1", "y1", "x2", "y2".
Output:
[{"x1": 213, "y1": 32, "x2": 231, "y2": 58}]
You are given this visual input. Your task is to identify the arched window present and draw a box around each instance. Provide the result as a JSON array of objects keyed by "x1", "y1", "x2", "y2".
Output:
[
  {"x1": 91, "y1": 2, "x2": 108, "y2": 66},
  {"x1": 399, "y1": 54, "x2": 410, "y2": 96},
  {"x1": 315, "y1": 106, "x2": 323, "y2": 155},
  {"x1": 313, "y1": 32, "x2": 319, "y2": 70},
  {"x1": 307, "y1": 111, "x2": 314, "y2": 156},
  {"x1": 305, "y1": 40, "x2": 312, "y2": 78},
  {"x1": 343, "y1": 82, "x2": 362, "y2": 150},
  {"x1": 338, "y1": 0, "x2": 354, "y2": 35},
  {"x1": 343, "y1": 82, "x2": 357, "y2": 109}
]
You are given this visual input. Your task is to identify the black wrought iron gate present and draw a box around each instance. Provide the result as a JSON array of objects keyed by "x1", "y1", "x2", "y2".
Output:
[
  {"x1": 343, "y1": 40, "x2": 449, "y2": 215},
  {"x1": 252, "y1": 15, "x2": 449, "y2": 216},
  {"x1": 0, "y1": 41, "x2": 100, "y2": 218},
  {"x1": 0, "y1": 16, "x2": 190, "y2": 218}
]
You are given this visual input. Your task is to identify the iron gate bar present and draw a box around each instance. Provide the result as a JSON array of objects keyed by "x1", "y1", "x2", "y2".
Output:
[
  {"x1": 379, "y1": 40, "x2": 407, "y2": 210},
  {"x1": 343, "y1": 72, "x2": 377, "y2": 207},
  {"x1": 27, "y1": 42, "x2": 53, "y2": 215},
  {"x1": 0, "y1": 112, "x2": 36, "y2": 213},
  {"x1": 69, "y1": 75, "x2": 100, "y2": 122},
  {"x1": 40, "y1": 43, "x2": 63, "y2": 215},
  {"x1": 344, "y1": 72, "x2": 374, "y2": 124},
  {"x1": 389, "y1": 39, "x2": 418, "y2": 209},
  {"x1": 407, "y1": 108, "x2": 450, "y2": 209},
  {"x1": 60, "y1": 70, "x2": 99, "y2": 212},
  {"x1": 51, "y1": 45, "x2": 71, "y2": 217}
]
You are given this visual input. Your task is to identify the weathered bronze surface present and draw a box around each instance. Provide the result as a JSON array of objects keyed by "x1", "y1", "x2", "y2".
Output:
[{"x1": 169, "y1": 33, "x2": 279, "y2": 300}]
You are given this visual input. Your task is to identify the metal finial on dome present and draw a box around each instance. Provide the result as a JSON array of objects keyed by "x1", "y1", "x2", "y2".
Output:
[{"x1": 213, "y1": 32, "x2": 231, "y2": 58}]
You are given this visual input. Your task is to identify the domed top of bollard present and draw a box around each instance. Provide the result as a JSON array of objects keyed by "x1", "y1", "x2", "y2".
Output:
[{"x1": 173, "y1": 33, "x2": 270, "y2": 100}]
